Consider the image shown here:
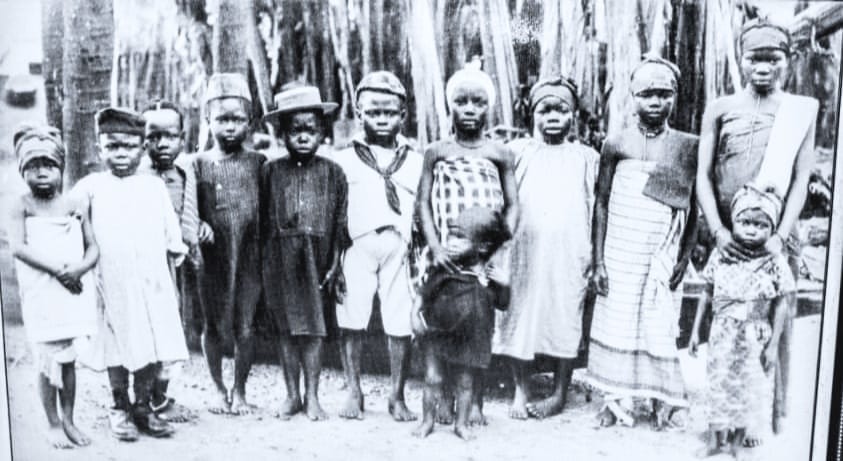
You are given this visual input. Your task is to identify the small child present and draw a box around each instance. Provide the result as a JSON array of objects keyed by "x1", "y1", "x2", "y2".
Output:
[
  {"x1": 261, "y1": 85, "x2": 349, "y2": 421},
  {"x1": 411, "y1": 206, "x2": 511, "y2": 441},
  {"x1": 689, "y1": 184, "x2": 794, "y2": 459},
  {"x1": 416, "y1": 67, "x2": 519, "y2": 425},
  {"x1": 140, "y1": 100, "x2": 199, "y2": 423},
  {"x1": 73, "y1": 107, "x2": 189, "y2": 441},
  {"x1": 7, "y1": 126, "x2": 99, "y2": 449},
  {"x1": 190, "y1": 73, "x2": 265, "y2": 415}
]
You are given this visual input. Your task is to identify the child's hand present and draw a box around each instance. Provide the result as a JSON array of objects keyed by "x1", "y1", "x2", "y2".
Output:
[
  {"x1": 198, "y1": 221, "x2": 215, "y2": 244},
  {"x1": 485, "y1": 262, "x2": 509, "y2": 286},
  {"x1": 714, "y1": 227, "x2": 758, "y2": 262},
  {"x1": 762, "y1": 343, "x2": 779, "y2": 372},
  {"x1": 58, "y1": 277, "x2": 84, "y2": 295},
  {"x1": 411, "y1": 309, "x2": 428, "y2": 337},
  {"x1": 590, "y1": 263, "x2": 609, "y2": 296},
  {"x1": 431, "y1": 246, "x2": 458, "y2": 273},
  {"x1": 55, "y1": 264, "x2": 85, "y2": 285},
  {"x1": 669, "y1": 258, "x2": 689, "y2": 291},
  {"x1": 688, "y1": 334, "x2": 700, "y2": 357}
]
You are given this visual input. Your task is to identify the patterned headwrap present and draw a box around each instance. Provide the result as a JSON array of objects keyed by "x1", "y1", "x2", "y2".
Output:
[
  {"x1": 445, "y1": 68, "x2": 497, "y2": 109},
  {"x1": 730, "y1": 183, "x2": 783, "y2": 229},
  {"x1": 740, "y1": 20, "x2": 790, "y2": 53},
  {"x1": 529, "y1": 76, "x2": 579, "y2": 112},
  {"x1": 15, "y1": 125, "x2": 65, "y2": 174},
  {"x1": 630, "y1": 53, "x2": 681, "y2": 94}
]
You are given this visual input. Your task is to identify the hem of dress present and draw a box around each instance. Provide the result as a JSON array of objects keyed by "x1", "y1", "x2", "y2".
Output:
[{"x1": 584, "y1": 375, "x2": 689, "y2": 408}]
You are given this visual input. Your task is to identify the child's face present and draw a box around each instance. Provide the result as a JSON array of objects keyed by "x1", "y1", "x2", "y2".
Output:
[
  {"x1": 22, "y1": 157, "x2": 62, "y2": 197},
  {"x1": 732, "y1": 208, "x2": 773, "y2": 249},
  {"x1": 533, "y1": 97, "x2": 573, "y2": 142},
  {"x1": 357, "y1": 91, "x2": 404, "y2": 144},
  {"x1": 450, "y1": 84, "x2": 489, "y2": 134},
  {"x1": 632, "y1": 88, "x2": 675, "y2": 126},
  {"x1": 98, "y1": 132, "x2": 144, "y2": 177},
  {"x1": 740, "y1": 49, "x2": 788, "y2": 93},
  {"x1": 207, "y1": 98, "x2": 250, "y2": 151},
  {"x1": 144, "y1": 109, "x2": 183, "y2": 169},
  {"x1": 282, "y1": 111, "x2": 322, "y2": 157}
]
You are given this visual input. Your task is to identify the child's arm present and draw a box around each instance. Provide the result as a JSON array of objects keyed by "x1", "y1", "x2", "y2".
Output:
[
  {"x1": 6, "y1": 198, "x2": 64, "y2": 276},
  {"x1": 590, "y1": 142, "x2": 618, "y2": 296},
  {"x1": 59, "y1": 197, "x2": 100, "y2": 281},
  {"x1": 670, "y1": 193, "x2": 699, "y2": 290},
  {"x1": 688, "y1": 287, "x2": 711, "y2": 357},
  {"x1": 762, "y1": 293, "x2": 791, "y2": 372},
  {"x1": 416, "y1": 146, "x2": 457, "y2": 272},
  {"x1": 495, "y1": 145, "x2": 520, "y2": 235}
]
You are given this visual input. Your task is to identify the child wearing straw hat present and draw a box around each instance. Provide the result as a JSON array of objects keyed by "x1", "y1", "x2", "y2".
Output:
[{"x1": 261, "y1": 84, "x2": 350, "y2": 421}]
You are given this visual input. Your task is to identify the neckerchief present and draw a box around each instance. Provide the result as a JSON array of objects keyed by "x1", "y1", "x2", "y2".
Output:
[{"x1": 353, "y1": 140, "x2": 409, "y2": 215}]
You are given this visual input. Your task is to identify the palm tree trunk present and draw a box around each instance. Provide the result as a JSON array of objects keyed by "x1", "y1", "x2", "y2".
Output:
[
  {"x1": 62, "y1": 0, "x2": 114, "y2": 185},
  {"x1": 41, "y1": 0, "x2": 63, "y2": 130},
  {"x1": 212, "y1": 0, "x2": 249, "y2": 74}
]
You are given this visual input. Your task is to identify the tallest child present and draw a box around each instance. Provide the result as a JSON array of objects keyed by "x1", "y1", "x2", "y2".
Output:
[{"x1": 189, "y1": 73, "x2": 266, "y2": 415}]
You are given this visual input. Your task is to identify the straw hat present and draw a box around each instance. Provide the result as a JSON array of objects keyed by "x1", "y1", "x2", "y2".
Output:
[{"x1": 263, "y1": 86, "x2": 338, "y2": 121}]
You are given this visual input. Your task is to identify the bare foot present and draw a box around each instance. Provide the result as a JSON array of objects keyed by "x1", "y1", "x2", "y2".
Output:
[
  {"x1": 388, "y1": 399, "x2": 417, "y2": 422},
  {"x1": 742, "y1": 436, "x2": 762, "y2": 448},
  {"x1": 436, "y1": 403, "x2": 455, "y2": 425},
  {"x1": 694, "y1": 445, "x2": 724, "y2": 458},
  {"x1": 229, "y1": 394, "x2": 259, "y2": 416},
  {"x1": 276, "y1": 397, "x2": 303, "y2": 420},
  {"x1": 412, "y1": 420, "x2": 434, "y2": 438},
  {"x1": 48, "y1": 426, "x2": 75, "y2": 449},
  {"x1": 156, "y1": 399, "x2": 196, "y2": 423},
  {"x1": 338, "y1": 391, "x2": 364, "y2": 420},
  {"x1": 508, "y1": 390, "x2": 528, "y2": 420},
  {"x1": 527, "y1": 394, "x2": 565, "y2": 419},
  {"x1": 304, "y1": 397, "x2": 329, "y2": 421},
  {"x1": 62, "y1": 421, "x2": 91, "y2": 447},
  {"x1": 454, "y1": 424, "x2": 476, "y2": 441},
  {"x1": 207, "y1": 390, "x2": 231, "y2": 415},
  {"x1": 467, "y1": 404, "x2": 487, "y2": 427},
  {"x1": 597, "y1": 406, "x2": 616, "y2": 427}
]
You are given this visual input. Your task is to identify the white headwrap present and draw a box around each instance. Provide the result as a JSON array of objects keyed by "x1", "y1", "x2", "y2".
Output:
[{"x1": 445, "y1": 69, "x2": 497, "y2": 109}]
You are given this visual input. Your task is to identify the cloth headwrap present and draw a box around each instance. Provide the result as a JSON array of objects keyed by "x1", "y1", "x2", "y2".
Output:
[
  {"x1": 740, "y1": 21, "x2": 790, "y2": 53},
  {"x1": 730, "y1": 183, "x2": 783, "y2": 229},
  {"x1": 204, "y1": 73, "x2": 252, "y2": 105},
  {"x1": 445, "y1": 69, "x2": 497, "y2": 109},
  {"x1": 529, "y1": 76, "x2": 578, "y2": 112},
  {"x1": 96, "y1": 107, "x2": 146, "y2": 136},
  {"x1": 15, "y1": 126, "x2": 65, "y2": 174},
  {"x1": 630, "y1": 54, "x2": 680, "y2": 94}
]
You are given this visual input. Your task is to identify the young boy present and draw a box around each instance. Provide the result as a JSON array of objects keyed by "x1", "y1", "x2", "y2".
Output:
[
  {"x1": 73, "y1": 107, "x2": 190, "y2": 440},
  {"x1": 8, "y1": 126, "x2": 99, "y2": 449},
  {"x1": 261, "y1": 85, "x2": 349, "y2": 421},
  {"x1": 329, "y1": 71, "x2": 422, "y2": 422},
  {"x1": 140, "y1": 100, "x2": 199, "y2": 423},
  {"x1": 411, "y1": 206, "x2": 511, "y2": 440},
  {"x1": 189, "y1": 73, "x2": 265, "y2": 415}
]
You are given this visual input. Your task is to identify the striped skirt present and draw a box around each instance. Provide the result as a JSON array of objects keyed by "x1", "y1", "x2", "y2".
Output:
[{"x1": 586, "y1": 159, "x2": 688, "y2": 407}]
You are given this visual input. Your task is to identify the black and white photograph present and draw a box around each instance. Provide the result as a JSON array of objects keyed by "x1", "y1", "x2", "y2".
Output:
[{"x1": 0, "y1": 0, "x2": 841, "y2": 459}]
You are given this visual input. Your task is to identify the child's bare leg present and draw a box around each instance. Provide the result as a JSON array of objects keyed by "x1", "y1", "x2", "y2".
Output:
[
  {"x1": 412, "y1": 345, "x2": 441, "y2": 438},
  {"x1": 339, "y1": 330, "x2": 364, "y2": 419},
  {"x1": 731, "y1": 428, "x2": 746, "y2": 458},
  {"x1": 387, "y1": 335, "x2": 417, "y2": 422},
  {"x1": 436, "y1": 365, "x2": 455, "y2": 425},
  {"x1": 468, "y1": 370, "x2": 486, "y2": 426},
  {"x1": 528, "y1": 358, "x2": 573, "y2": 419},
  {"x1": 508, "y1": 359, "x2": 530, "y2": 419},
  {"x1": 453, "y1": 366, "x2": 476, "y2": 440},
  {"x1": 302, "y1": 336, "x2": 328, "y2": 421},
  {"x1": 277, "y1": 335, "x2": 303, "y2": 419},
  {"x1": 58, "y1": 363, "x2": 90, "y2": 446},
  {"x1": 151, "y1": 362, "x2": 194, "y2": 423},
  {"x1": 695, "y1": 426, "x2": 726, "y2": 458},
  {"x1": 39, "y1": 372, "x2": 72, "y2": 449},
  {"x1": 201, "y1": 327, "x2": 230, "y2": 414},
  {"x1": 230, "y1": 322, "x2": 257, "y2": 415}
]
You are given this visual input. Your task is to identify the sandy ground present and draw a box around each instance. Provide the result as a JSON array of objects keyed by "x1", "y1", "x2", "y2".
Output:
[{"x1": 2, "y1": 315, "x2": 823, "y2": 461}]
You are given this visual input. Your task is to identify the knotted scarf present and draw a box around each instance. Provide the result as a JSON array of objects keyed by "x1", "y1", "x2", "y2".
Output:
[{"x1": 353, "y1": 140, "x2": 409, "y2": 215}]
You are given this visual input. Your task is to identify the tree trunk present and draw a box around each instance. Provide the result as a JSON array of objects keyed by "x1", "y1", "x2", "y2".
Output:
[
  {"x1": 41, "y1": 0, "x2": 64, "y2": 130},
  {"x1": 478, "y1": 0, "x2": 518, "y2": 130},
  {"x1": 62, "y1": 0, "x2": 114, "y2": 185},
  {"x1": 212, "y1": 0, "x2": 249, "y2": 74},
  {"x1": 405, "y1": 0, "x2": 448, "y2": 146}
]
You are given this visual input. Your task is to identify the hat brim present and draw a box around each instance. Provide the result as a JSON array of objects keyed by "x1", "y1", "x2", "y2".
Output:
[{"x1": 263, "y1": 103, "x2": 339, "y2": 122}]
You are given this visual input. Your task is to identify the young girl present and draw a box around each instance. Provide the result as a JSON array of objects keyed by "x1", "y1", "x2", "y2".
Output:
[
  {"x1": 586, "y1": 55, "x2": 699, "y2": 429},
  {"x1": 689, "y1": 184, "x2": 794, "y2": 458},
  {"x1": 8, "y1": 126, "x2": 99, "y2": 449},
  {"x1": 260, "y1": 85, "x2": 349, "y2": 421},
  {"x1": 416, "y1": 67, "x2": 518, "y2": 425},
  {"x1": 492, "y1": 77, "x2": 599, "y2": 419},
  {"x1": 411, "y1": 206, "x2": 510, "y2": 440}
]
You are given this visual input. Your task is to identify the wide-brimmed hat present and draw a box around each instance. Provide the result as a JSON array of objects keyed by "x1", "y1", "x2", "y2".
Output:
[{"x1": 263, "y1": 86, "x2": 338, "y2": 122}]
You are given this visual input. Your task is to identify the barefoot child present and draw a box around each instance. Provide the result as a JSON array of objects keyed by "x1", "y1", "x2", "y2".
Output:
[
  {"x1": 689, "y1": 184, "x2": 794, "y2": 458},
  {"x1": 73, "y1": 107, "x2": 190, "y2": 440},
  {"x1": 261, "y1": 85, "x2": 349, "y2": 421},
  {"x1": 7, "y1": 126, "x2": 99, "y2": 449},
  {"x1": 417, "y1": 68, "x2": 519, "y2": 425},
  {"x1": 139, "y1": 100, "x2": 199, "y2": 423},
  {"x1": 411, "y1": 206, "x2": 511, "y2": 440},
  {"x1": 586, "y1": 55, "x2": 698, "y2": 429},
  {"x1": 331, "y1": 71, "x2": 422, "y2": 422},
  {"x1": 492, "y1": 77, "x2": 599, "y2": 420},
  {"x1": 190, "y1": 73, "x2": 265, "y2": 415}
]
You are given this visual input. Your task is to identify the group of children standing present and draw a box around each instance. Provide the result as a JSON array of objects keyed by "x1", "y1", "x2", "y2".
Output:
[{"x1": 8, "y1": 18, "x2": 815, "y2": 458}]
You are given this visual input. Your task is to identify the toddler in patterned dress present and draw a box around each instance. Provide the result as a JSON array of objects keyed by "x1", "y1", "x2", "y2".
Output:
[{"x1": 689, "y1": 184, "x2": 795, "y2": 459}]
